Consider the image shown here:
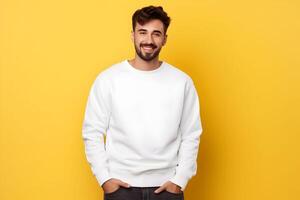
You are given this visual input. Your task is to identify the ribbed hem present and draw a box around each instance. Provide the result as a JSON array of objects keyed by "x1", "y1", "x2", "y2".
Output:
[{"x1": 109, "y1": 167, "x2": 176, "y2": 188}]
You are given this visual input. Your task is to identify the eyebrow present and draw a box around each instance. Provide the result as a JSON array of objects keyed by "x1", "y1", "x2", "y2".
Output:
[{"x1": 137, "y1": 28, "x2": 163, "y2": 35}]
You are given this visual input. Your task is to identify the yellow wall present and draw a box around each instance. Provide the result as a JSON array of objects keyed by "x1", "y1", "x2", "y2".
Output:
[{"x1": 1, "y1": 0, "x2": 299, "y2": 200}]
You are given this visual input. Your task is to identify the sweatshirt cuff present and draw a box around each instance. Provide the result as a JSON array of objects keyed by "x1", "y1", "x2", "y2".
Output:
[
  {"x1": 169, "y1": 173, "x2": 189, "y2": 192},
  {"x1": 95, "y1": 169, "x2": 113, "y2": 187}
]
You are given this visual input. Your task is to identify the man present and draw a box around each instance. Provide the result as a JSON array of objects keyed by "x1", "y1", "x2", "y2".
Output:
[{"x1": 82, "y1": 5, "x2": 203, "y2": 200}]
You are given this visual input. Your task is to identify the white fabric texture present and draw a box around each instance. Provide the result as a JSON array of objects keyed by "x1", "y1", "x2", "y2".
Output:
[{"x1": 82, "y1": 60, "x2": 203, "y2": 191}]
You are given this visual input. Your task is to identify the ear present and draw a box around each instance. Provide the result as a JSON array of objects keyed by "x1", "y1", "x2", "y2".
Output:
[
  {"x1": 131, "y1": 30, "x2": 134, "y2": 42},
  {"x1": 162, "y1": 34, "x2": 168, "y2": 46}
]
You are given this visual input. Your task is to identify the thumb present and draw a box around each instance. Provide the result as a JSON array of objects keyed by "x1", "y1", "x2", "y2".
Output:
[
  {"x1": 154, "y1": 186, "x2": 165, "y2": 194},
  {"x1": 117, "y1": 180, "x2": 131, "y2": 188}
]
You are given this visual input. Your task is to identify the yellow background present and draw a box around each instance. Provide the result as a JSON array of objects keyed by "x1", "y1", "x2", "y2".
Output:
[{"x1": 1, "y1": 0, "x2": 299, "y2": 200}]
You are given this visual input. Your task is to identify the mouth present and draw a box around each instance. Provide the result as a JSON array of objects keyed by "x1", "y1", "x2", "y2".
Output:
[{"x1": 141, "y1": 45, "x2": 156, "y2": 52}]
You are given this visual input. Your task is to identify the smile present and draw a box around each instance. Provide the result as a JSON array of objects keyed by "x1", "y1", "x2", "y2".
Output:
[{"x1": 142, "y1": 46, "x2": 155, "y2": 52}]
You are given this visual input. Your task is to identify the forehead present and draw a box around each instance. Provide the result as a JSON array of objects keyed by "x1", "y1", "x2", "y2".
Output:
[{"x1": 135, "y1": 19, "x2": 164, "y2": 33}]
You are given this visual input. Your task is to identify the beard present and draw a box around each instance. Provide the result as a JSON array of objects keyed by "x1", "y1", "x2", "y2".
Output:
[{"x1": 134, "y1": 42, "x2": 162, "y2": 61}]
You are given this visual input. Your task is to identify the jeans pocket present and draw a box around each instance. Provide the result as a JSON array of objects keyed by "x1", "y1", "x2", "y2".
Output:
[
  {"x1": 164, "y1": 189, "x2": 184, "y2": 196},
  {"x1": 104, "y1": 186, "x2": 122, "y2": 196}
]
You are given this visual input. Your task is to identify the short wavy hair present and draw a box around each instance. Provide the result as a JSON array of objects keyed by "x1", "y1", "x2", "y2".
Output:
[{"x1": 132, "y1": 5, "x2": 171, "y2": 35}]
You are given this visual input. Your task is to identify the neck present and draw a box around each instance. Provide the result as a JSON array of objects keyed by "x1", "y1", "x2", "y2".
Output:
[{"x1": 128, "y1": 56, "x2": 162, "y2": 71}]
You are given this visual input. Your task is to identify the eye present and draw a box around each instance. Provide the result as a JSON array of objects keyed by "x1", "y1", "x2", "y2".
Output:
[{"x1": 140, "y1": 32, "x2": 146, "y2": 35}]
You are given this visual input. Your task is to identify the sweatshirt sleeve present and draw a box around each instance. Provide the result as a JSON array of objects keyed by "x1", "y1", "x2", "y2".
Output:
[
  {"x1": 169, "y1": 77, "x2": 203, "y2": 191},
  {"x1": 82, "y1": 75, "x2": 113, "y2": 187}
]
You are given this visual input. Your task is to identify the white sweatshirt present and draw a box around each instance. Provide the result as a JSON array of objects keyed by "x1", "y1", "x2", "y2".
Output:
[{"x1": 82, "y1": 59, "x2": 203, "y2": 191}]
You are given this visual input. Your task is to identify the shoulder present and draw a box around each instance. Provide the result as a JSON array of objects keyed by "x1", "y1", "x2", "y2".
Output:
[
  {"x1": 92, "y1": 60, "x2": 127, "y2": 86},
  {"x1": 163, "y1": 61, "x2": 194, "y2": 84}
]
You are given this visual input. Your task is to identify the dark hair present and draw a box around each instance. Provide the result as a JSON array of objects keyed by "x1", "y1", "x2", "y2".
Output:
[{"x1": 132, "y1": 5, "x2": 171, "y2": 35}]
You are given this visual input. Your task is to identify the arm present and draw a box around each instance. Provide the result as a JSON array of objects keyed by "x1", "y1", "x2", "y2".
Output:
[
  {"x1": 169, "y1": 77, "x2": 203, "y2": 191},
  {"x1": 82, "y1": 75, "x2": 112, "y2": 187}
]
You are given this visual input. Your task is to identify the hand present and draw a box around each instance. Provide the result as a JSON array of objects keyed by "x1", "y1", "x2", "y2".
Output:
[
  {"x1": 102, "y1": 178, "x2": 131, "y2": 194},
  {"x1": 154, "y1": 181, "x2": 183, "y2": 194}
]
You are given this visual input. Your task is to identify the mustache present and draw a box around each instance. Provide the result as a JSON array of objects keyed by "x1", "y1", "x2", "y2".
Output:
[{"x1": 141, "y1": 44, "x2": 156, "y2": 48}]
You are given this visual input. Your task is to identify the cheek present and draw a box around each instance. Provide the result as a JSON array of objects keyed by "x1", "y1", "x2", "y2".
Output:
[
  {"x1": 134, "y1": 39, "x2": 141, "y2": 47},
  {"x1": 135, "y1": 38, "x2": 143, "y2": 45},
  {"x1": 154, "y1": 38, "x2": 164, "y2": 45},
  {"x1": 155, "y1": 41, "x2": 164, "y2": 47}
]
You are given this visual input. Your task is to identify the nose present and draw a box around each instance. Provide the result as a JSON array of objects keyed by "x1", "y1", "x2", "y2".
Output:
[{"x1": 145, "y1": 33, "x2": 154, "y2": 44}]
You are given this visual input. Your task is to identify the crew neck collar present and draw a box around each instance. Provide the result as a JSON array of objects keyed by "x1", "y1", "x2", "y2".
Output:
[{"x1": 124, "y1": 59, "x2": 166, "y2": 74}]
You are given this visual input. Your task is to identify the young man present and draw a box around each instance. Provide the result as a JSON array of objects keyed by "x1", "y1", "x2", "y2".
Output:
[{"x1": 82, "y1": 5, "x2": 203, "y2": 200}]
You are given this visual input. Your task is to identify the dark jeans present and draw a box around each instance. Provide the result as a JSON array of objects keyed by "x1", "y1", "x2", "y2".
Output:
[{"x1": 104, "y1": 186, "x2": 184, "y2": 200}]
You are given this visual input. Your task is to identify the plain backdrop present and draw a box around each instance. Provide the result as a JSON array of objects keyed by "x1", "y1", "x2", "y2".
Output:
[{"x1": 1, "y1": 0, "x2": 300, "y2": 200}]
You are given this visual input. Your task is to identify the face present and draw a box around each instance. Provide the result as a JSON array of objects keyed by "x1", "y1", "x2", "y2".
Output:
[{"x1": 131, "y1": 19, "x2": 167, "y2": 61}]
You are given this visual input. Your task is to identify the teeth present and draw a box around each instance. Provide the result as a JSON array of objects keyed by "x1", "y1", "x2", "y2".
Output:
[{"x1": 143, "y1": 46, "x2": 154, "y2": 51}]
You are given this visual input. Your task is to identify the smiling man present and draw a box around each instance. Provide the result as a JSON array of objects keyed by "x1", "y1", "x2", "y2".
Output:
[
  {"x1": 131, "y1": 18, "x2": 166, "y2": 64},
  {"x1": 82, "y1": 5, "x2": 203, "y2": 200}
]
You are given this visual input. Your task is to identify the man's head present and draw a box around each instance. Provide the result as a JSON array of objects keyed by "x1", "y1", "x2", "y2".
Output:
[{"x1": 131, "y1": 5, "x2": 171, "y2": 62}]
